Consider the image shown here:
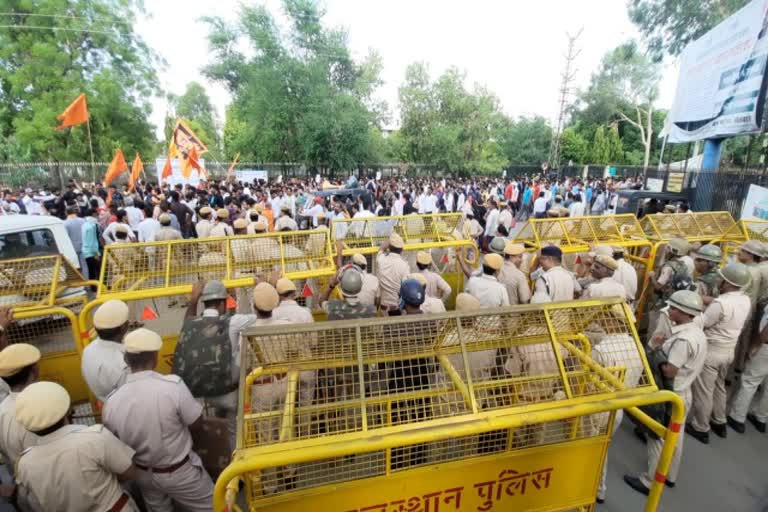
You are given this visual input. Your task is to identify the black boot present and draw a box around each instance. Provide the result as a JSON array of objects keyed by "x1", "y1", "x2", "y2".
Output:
[
  {"x1": 685, "y1": 423, "x2": 710, "y2": 444},
  {"x1": 747, "y1": 413, "x2": 767, "y2": 433},
  {"x1": 727, "y1": 415, "x2": 746, "y2": 434},
  {"x1": 710, "y1": 421, "x2": 727, "y2": 438},
  {"x1": 623, "y1": 475, "x2": 650, "y2": 496}
]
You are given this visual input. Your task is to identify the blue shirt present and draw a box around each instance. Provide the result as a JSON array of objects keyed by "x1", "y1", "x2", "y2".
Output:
[
  {"x1": 585, "y1": 187, "x2": 593, "y2": 203},
  {"x1": 81, "y1": 218, "x2": 100, "y2": 259},
  {"x1": 523, "y1": 188, "x2": 533, "y2": 205}
]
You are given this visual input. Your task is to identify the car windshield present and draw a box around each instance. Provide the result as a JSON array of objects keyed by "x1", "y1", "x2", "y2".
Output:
[{"x1": 0, "y1": 229, "x2": 59, "y2": 261}]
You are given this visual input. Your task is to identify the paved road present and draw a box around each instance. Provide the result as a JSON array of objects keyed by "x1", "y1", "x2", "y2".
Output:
[{"x1": 601, "y1": 415, "x2": 768, "y2": 511}]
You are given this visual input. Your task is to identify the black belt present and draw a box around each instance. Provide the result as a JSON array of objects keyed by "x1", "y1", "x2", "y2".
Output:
[{"x1": 136, "y1": 455, "x2": 189, "y2": 474}]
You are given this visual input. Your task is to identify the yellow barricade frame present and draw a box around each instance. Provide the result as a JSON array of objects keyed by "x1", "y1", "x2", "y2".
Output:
[
  {"x1": 218, "y1": 298, "x2": 680, "y2": 512},
  {"x1": 718, "y1": 219, "x2": 767, "y2": 262},
  {"x1": 640, "y1": 211, "x2": 737, "y2": 242},
  {"x1": 98, "y1": 229, "x2": 335, "y2": 294},
  {"x1": 330, "y1": 213, "x2": 476, "y2": 257},
  {"x1": 511, "y1": 214, "x2": 649, "y2": 253},
  {"x1": 0, "y1": 255, "x2": 96, "y2": 309}
]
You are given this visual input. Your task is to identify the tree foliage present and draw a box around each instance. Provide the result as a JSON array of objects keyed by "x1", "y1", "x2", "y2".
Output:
[
  {"x1": 628, "y1": 0, "x2": 749, "y2": 61},
  {"x1": 499, "y1": 116, "x2": 553, "y2": 165},
  {"x1": 559, "y1": 127, "x2": 589, "y2": 164},
  {"x1": 398, "y1": 63, "x2": 509, "y2": 173},
  {"x1": 0, "y1": 0, "x2": 161, "y2": 162},
  {"x1": 204, "y1": 0, "x2": 382, "y2": 171}
]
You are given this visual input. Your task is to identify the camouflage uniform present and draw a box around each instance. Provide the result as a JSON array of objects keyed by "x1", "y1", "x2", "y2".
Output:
[
  {"x1": 324, "y1": 299, "x2": 377, "y2": 320},
  {"x1": 694, "y1": 269, "x2": 720, "y2": 299}
]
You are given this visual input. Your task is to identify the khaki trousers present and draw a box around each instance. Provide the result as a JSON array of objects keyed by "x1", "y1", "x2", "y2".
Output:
[
  {"x1": 138, "y1": 452, "x2": 214, "y2": 512},
  {"x1": 690, "y1": 348, "x2": 734, "y2": 432},
  {"x1": 729, "y1": 344, "x2": 768, "y2": 423},
  {"x1": 640, "y1": 390, "x2": 690, "y2": 487}
]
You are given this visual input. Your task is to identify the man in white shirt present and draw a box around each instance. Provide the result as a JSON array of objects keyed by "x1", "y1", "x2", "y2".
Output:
[
  {"x1": 123, "y1": 197, "x2": 143, "y2": 233},
  {"x1": 463, "y1": 253, "x2": 510, "y2": 308},
  {"x1": 612, "y1": 247, "x2": 639, "y2": 303},
  {"x1": 498, "y1": 202, "x2": 513, "y2": 231},
  {"x1": 301, "y1": 197, "x2": 325, "y2": 228},
  {"x1": 484, "y1": 200, "x2": 500, "y2": 249},
  {"x1": 533, "y1": 192, "x2": 549, "y2": 218},
  {"x1": 102, "y1": 211, "x2": 136, "y2": 245},
  {"x1": 81, "y1": 299, "x2": 131, "y2": 404},
  {"x1": 137, "y1": 207, "x2": 161, "y2": 243}
]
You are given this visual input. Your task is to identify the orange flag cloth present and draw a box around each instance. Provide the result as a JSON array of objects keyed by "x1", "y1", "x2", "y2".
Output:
[
  {"x1": 56, "y1": 93, "x2": 89, "y2": 130},
  {"x1": 181, "y1": 146, "x2": 203, "y2": 179},
  {"x1": 103, "y1": 149, "x2": 128, "y2": 187},
  {"x1": 161, "y1": 157, "x2": 173, "y2": 181},
  {"x1": 128, "y1": 153, "x2": 144, "y2": 192}
]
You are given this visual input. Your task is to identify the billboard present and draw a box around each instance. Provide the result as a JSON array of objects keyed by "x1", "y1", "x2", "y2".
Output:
[
  {"x1": 663, "y1": 0, "x2": 768, "y2": 143},
  {"x1": 154, "y1": 158, "x2": 206, "y2": 187}
]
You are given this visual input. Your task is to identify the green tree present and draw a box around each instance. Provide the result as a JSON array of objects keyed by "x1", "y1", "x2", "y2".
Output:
[
  {"x1": 499, "y1": 116, "x2": 553, "y2": 164},
  {"x1": 165, "y1": 82, "x2": 222, "y2": 160},
  {"x1": 606, "y1": 124, "x2": 624, "y2": 164},
  {"x1": 573, "y1": 41, "x2": 660, "y2": 170},
  {"x1": 591, "y1": 126, "x2": 610, "y2": 164},
  {"x1": 559, "y1": 128, "x2": 589, "y2": 164},
  {"x1": 205, "y1": 0, "x2": 380, "y2": 172},
  {"x1": 0, "y1": 0, "x2": 161, "y2": 163},
  {"x1": 628, "y1": 0, "x2": 748, "y2": 61}
]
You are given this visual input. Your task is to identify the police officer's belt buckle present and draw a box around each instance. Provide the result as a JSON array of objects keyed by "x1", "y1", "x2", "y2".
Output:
[{"x1": 136, "y1": 455, "x2": 190, "y2": 474}]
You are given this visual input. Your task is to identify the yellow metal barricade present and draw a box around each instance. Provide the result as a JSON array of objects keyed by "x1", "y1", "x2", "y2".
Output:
[
  {"x1": 7, "y1": 305, "x2": 89, "y2": 404},
  {"x1": 330, "y1": 213, "x2": 478, "y2": 308},
  {"x1": 99, "y1": 230, "x2": 336, "y2": 295},
  {"x1": 718, "y1": 219, "x2": 766, "y2": 263},
  {"x1": 0, "y1": 255, "x2": 95, "y2": 309},
  {"x1": 217, "y1": 298, "x2": 682, "y2": 512}
]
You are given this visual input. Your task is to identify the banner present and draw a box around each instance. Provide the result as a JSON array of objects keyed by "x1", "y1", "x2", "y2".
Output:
[
  {"x1": 662, "y1": 0, "x2": 768, "y2": 142},
  {"x1": 155, "y1": 158, "x2": 206, "y2": 187},
  {"x1": 169, "y1": 119, "x2": 208, "y2": 158},
  {"x1": 741, "y1": 183, "x2": 768, "y2": 220},
  {"x1": 234, "y1": 169, "x2": 268, "y2": 183}
]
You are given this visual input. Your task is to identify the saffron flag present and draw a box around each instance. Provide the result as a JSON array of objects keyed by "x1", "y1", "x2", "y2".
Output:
[
  {"x1": 56, "y1": 93, "x2": 89, "y2": 130},
  {"x1": 128, "y1": 153, "x2": 144, "y2": 192},
  {"x1": 226, "y1": 296, "x2": 237, "y2": 310},
  {"x1": 181, "y1": 146, "x2": 203, "y2": 178},
  {"x1": 104, "y1": 149, "x2": 128, "y2": 187},
  {"x1": 301, "y1": 283, "x2": 314, "y2": 298},
  {"x1": 140, "y1": 306, "x2": 158, "y2": 321},
  {"x1": 169, "y1": 118, "x2": 208, "y2": 158},
  {"x1": 161, "y1": 157, "x2": 173, "y2": 181}
]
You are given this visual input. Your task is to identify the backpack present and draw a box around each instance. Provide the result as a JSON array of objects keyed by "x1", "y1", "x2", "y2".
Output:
[
  {"x1": 664, "y1": 259, "x2": 693, "y2": 295},
  {"x1": 172, "y1": 315, "x2": 234, "y2": 398}
]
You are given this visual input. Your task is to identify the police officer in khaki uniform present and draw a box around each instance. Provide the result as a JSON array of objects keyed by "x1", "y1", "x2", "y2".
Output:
[
  {"x1": 195, "y1": 206, "x2": 214, "y2": 239},
  {"x1": 625, "y1": 290, "x2": 707, "y2": 495},
  {"x1": 210, "y1": 208, "x2": 234, "y2": 237},
  {"x1": 612, "y1": 246, "x2": 639, "y2": 304},
  {"x1": 16, "y1": 382, "x2": 139, "y2": 511},
  {"x1": 0, "y1": 344, "x2": 40, "y2": 468},
  {"x1": 463, "y1": 253, "x2": 510, "y2": 308},
  {"x1": 581, "y1": 254, "x2": 627, "y2": 300},
  {"x1": 350, "y1": 253, "x2": 379, "y2": 306},
  {"x1": 415, "y1": 251, "x2": 452, "y2": 301},
  {"x1": 273, "y1": 278, "x2": 314, "y2": 323},
  {"x1": 103, "y1": 328, "x2": 214, "y2": 511},
  {"x1": 246, "y1": 209, "x2": 268, "y2": 235},
  {"x1": 232, "y1": 217, "x2": 248, "y2": 235},
  {"x1": 498, "y1": 243, "x2": 531, "y2": 305},
  {"x1": 735, "y1": 240, "x2": 765, "y2": 371},
  {"x1": 81, "y1": 299, "x2": 131, "y2": 404},
  {"x1": 154, "y1": 213, "x2": 182, "y2": 241},
  {"x1": 687, "y1": 262, "x2": 751, "y2": 443},
  {"x1": 275, "y1": 205, "x2": 299, "y2": 231},
  {"x1": 376, "y1": 233, "x2": 411, "y2": 312},
  {"x1": 535, "y1": 245, "x2": 576, "y2": 302}
]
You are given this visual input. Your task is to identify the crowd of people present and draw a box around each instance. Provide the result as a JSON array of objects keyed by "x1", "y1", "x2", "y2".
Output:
[{"x1": 0, "y1": 171, "x2": 762, "y2": 511}]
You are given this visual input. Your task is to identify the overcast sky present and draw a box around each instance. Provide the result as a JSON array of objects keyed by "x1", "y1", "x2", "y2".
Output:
[{"x1": 137, "y1": 0, "x2": 679, "y2": 138}]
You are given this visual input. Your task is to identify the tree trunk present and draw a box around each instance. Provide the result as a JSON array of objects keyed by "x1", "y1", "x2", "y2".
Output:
[{"x1": 642, "y1": 104, "x2": 654, "y2": 173}]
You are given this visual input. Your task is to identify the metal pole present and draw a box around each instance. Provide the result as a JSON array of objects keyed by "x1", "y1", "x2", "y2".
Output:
[
  {"x1": 86, "y1": 118, "x2": 96, "y2": 183},
  {"x1": 695, "y1": 138, "x2": 724, "y2": 211},
  {"x1": 683, "y1": 142, "x2": 692, "y2": 173}
]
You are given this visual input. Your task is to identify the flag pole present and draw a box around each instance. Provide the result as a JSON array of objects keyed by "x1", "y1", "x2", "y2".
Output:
[{"x1": 86, "y1": 117, "x2": 96, "y2": 183}]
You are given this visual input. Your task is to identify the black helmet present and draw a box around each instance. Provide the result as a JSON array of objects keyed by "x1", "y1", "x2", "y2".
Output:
[{"x1": 399, "y1": 279, "x2": 425, "y2": 307}]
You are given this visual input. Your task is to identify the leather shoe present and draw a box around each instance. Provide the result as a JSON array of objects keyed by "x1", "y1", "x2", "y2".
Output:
[
  {"x1": 747, "y1": 413, "x2": 767, "y2": 433},
  {"x1": 624, "y1": 475, "x2": 650, "y2": 496},
  {"x1": 665, "y1": 480, "x2": 675, "y2": 488},
  {"x1": 685, "y1": 423, "x2": 710, "y2": 444},
  {"x1": 727, "y1": 415, "x2": 746, "y2": 434},
  {"x1": 710, "y1": 421, "x2": 727, "y2": 438},
  {"x1": 596, "y1": 497, "x2": 605, "y2": 504}
]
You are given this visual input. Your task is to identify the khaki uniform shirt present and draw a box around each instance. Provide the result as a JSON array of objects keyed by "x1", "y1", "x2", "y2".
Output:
[
  {"x1": 0, "y1": 393, "x2": 37, "y2": 466},
  {"x1": 582, "y1": 276, "x2": 627, "y2": 300},
  {"x1": 757, "y1": 260, "x2": 768, "y2": 305},
  {"x1": 210, "y1": 222, "x2": 234, "y2": 238},
  {"x1": 275, "y1": 215, "x2": 299, "y2": 232},
  {"x1": 698, "y1": 291, "x2": 751, "y2": 352},
  {"x1": 376, "y1": 252, "x2": 411, "y2": 307},
  {"x1": 273, "y1": 300, "x2": 314, "y2": 324},
  {"x1": 103, "y1": 371, "x2": 201, "y2": 467},
  {"x1": 614, "y1": 259, "x2": 638, "y2": 301},
  {"x1": 498, "y1": 262, "x2": 531, "y2": 305},
  {"x1": 17, "y1": 424, "x2": 135, "y2": 512},
  {"x1": 745, "y1": 262, "x2": 763, "y2": 311},
  {"x1": 663, "y1": 322, "x2": 707, "y2": 393},
  {"x1": 195, "y1": 219, "x2": 213, "y2": 239},
  {"x1": 466, "y1": 274, "x2": 510, "y2": 308},
  {"x1": 359, "y1": 273, "x2": 380, "y2": 306},
  {"x1": 537, "y1": 266, "x2": 575, "y2": 302},
  {"x1": 154, "y1": 226, "x2": 182, "y2": 241},
  {"x1": 420, "y1": 269, "x2": 451, "y2": 300},
  {"x1": 81, "y1": 337, "x2": 130, "y2": 403},
  {"x1": 421, "y1": 296, "x2": 447, "y2": 314}
]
